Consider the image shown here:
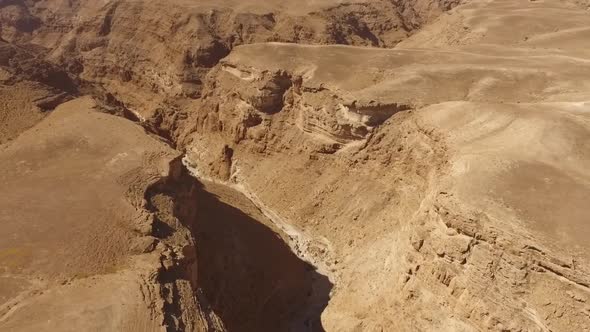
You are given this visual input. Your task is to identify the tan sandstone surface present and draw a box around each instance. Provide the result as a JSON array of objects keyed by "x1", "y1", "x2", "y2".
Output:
[{"x1": 0, "y1": 0, "x2": 590, "y2": 331}]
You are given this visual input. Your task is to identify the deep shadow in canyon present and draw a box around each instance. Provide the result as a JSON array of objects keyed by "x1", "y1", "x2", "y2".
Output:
[{"x1": 145, "y1": 161, "x2": 333, "y2": 331}]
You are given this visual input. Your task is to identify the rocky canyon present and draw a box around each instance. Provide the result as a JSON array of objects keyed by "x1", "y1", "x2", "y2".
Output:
[{"x1": 0, "y1": 0, "x2": 589, "y2": 331}]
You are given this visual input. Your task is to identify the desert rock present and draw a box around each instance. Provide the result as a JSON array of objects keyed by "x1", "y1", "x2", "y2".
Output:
[{"x1": 1, "y1": 0, "x2": 589, "y2": 331}]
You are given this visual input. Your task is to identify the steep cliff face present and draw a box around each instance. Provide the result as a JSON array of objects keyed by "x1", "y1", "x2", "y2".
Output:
[
  {"x1": 1, "y1": 0, "x2": 590, "y2": 331},
  {"x1": 179, "y1": 39, "x2": 590, "y2": 330},
  {"x1": 174, "y1": 0, "x2": 590, "y2": 329}
]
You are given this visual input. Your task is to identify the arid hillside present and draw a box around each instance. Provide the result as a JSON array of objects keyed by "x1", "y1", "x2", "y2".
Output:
[{"x1": 0, "y1": 0, "x2": 589, "y2": 331}]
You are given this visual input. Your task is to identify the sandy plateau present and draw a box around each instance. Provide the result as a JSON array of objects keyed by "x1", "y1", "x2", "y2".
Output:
[{"x1": 0, "y1": 0, "x2": 589, "y2": 331}]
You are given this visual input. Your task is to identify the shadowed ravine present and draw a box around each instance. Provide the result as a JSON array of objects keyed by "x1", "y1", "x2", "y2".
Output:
[{"x1": 145, "y1": 161, "x2": 333, "y2": 331}]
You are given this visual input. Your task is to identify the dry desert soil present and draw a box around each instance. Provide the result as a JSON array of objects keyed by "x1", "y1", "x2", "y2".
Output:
[{"x1": 0, "y1": 0, "x2": 589, "y2": 331}]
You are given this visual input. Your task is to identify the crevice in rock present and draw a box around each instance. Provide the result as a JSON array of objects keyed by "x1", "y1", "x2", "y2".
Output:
[{"x1": 98, "y1": 2, "x2": 120, "y2": 37}]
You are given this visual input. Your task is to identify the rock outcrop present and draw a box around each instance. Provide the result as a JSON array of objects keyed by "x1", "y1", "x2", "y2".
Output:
[{"x1": 1, "y1": 0, "x2": 460, "y2": 117}]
